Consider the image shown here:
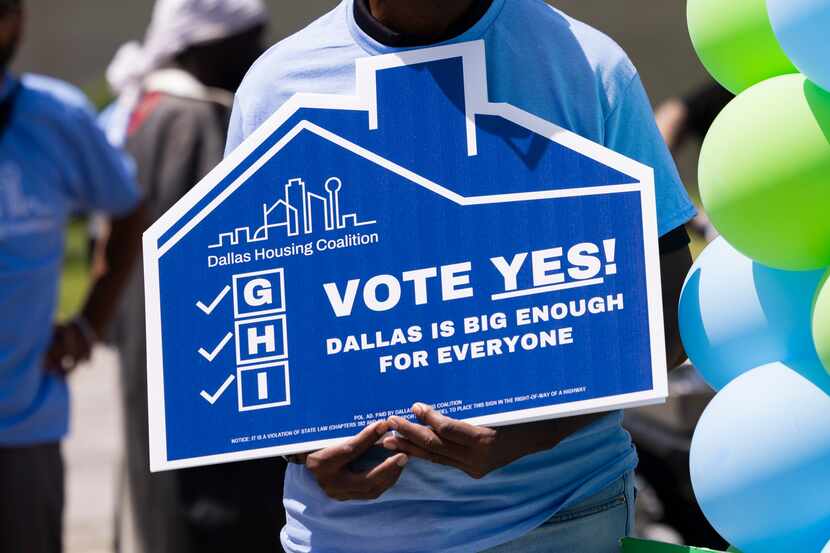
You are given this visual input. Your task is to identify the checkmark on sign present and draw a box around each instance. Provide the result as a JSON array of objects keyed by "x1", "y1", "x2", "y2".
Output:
[
  {"x1": 198, "y1": 332, "x2": 233, "y2": 362},
  {"x1": 196, "y1": 285, "x2": 231, "y2": 315},
  {"x1": 200, "y1": 375, "x2": 235, "y2": 405}
]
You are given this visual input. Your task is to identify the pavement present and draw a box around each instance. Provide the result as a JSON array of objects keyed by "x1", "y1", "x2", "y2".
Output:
[{"x1": 64, "y1": 346, "x2": 130, "y2": 553}]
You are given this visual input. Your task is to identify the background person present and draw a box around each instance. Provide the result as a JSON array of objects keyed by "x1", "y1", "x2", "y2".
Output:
[
  {"x1": 103, "y1": 1, "x2": 286, "y2": 552},
  {"x1": 228, "y1": 1, "x2": 696, "y2": 552},
  {"x1": 655, "y1": 81, "x2": 734, "y2": 243},
  {"x1": 0, "y1": 1, "x2": 144, "y2": 552}
]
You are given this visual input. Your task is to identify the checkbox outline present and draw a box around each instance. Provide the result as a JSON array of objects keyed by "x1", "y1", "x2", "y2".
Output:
[
  {"x1": 234, "y1": 314, "x2": 289, "y2": 366},
  {"x1": 237, "y1": 360, "x2": 291, "y2": 412},
  {"x1": 232, "y1": 268, "x2": 286, "y2": 319}
]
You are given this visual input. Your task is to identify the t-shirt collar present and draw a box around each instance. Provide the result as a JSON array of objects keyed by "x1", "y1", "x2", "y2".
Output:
[{"x1": 346, "y1": 0, "x2": 505, "y2": 55}]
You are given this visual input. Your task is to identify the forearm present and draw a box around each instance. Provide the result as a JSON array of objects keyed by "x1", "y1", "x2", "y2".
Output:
[
  {"x1": 661, "y1": 246, "x2": 693, "y2": 370},
  {"x1": 79, "y1": 203, "x2": 145, "y2": 336}
]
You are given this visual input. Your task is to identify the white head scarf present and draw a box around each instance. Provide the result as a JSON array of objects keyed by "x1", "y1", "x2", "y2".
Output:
[{"x1": 105, "y1": 0, "x2": 268, "y2": 144}]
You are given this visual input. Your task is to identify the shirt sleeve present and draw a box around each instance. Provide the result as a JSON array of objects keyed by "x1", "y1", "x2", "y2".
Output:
[
  {"x1": 62, "y1": 102, "x2": 141, "y2": 216},
  {"x1": 604, "y1": 75, "x2": 696, "y2": 237},
  {"x1": 224, "y1": 94, "x2": 245, "y2": 158}
]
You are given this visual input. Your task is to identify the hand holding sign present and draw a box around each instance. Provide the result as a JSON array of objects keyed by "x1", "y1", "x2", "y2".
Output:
[
  {"x1": 384, "y1": 403, "x2": 603, "y2": 480},
  {"x1": 304, "y1": 421, "x2": 408, "y2": 501},
  {"x1": 385, "y1": 403, "x2": 503, "y2": 480}
]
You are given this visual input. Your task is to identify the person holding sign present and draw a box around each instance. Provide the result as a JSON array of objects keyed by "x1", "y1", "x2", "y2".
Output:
[{"x1": 226, "y1": 1, "x2": 695, "y2": 551}]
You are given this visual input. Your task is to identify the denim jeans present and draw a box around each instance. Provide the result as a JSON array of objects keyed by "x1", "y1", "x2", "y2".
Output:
[{"x1": 481, "y1": 472, "x2": 636, "y2": 553}]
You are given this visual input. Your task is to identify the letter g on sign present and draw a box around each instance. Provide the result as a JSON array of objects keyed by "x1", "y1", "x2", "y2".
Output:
[
  {"x1": 244, "y1": 278, "x2": 273, "y2": 307},
  {"x1": 233, "y1": 268, "x2": 285, "y2": 318}
]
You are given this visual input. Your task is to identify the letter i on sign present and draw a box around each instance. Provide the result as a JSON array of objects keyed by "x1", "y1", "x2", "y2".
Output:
[{"x1": 257, "y1": 372, "x2": 269, "y2": 400}]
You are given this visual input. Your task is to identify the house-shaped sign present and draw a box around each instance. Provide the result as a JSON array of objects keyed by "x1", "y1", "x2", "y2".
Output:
[{"x1": 144, "y1": 41, "x2": 667, "y2": 471}]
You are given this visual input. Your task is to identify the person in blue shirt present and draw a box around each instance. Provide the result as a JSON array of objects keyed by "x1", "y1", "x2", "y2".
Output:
[
  {"x1": 0, "y1": 1, "x2": 143, "y2": 552},
  {"x1": 227, "y1": 1, "x2": 696, "y2": 551}
]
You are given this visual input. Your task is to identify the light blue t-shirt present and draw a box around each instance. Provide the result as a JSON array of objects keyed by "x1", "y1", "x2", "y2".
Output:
[
  {"x1": 227, "y1": 1, "x2": 695, "y2": 551},
  {"x1": 0, "y1": 74, "x2": 140, "y2": 445}
]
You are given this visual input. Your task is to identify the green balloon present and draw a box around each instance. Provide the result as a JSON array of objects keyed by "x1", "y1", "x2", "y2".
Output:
[
  {"x1": 699, "y1": 74, "x2": 830, "y2": 270},
  {"x1": 815, "y1": 270, "x2": 830, "y2": 374},
  {"x1": 688, "y1": 0, "x2": 797, "y2": 94}
]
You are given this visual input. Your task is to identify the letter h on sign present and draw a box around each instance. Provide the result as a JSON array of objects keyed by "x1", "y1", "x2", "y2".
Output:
[{"x1": 231, "y1": 269, "x2": 291, "y2": 411}]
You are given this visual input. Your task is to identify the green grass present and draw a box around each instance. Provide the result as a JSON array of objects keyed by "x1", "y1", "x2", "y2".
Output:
[{"x1": 58, "y1": 219, "x2": 91, "y2": 321}]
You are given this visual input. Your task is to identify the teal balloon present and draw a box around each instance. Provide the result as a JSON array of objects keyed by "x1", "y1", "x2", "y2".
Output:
[
  {"x1": 679, "y1": 237, "x2": 829, "y2": 392},
  {"x1": 691, "y1": 363, "x2": 830, "y2": 553},
  {"x1": 768, "y1": 0, "x2": 830, "y2": 93}
]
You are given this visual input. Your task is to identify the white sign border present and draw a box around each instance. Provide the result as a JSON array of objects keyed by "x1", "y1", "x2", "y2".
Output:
[{"x1": 143, "y1": 40, "x2": 666, "y2": 472}]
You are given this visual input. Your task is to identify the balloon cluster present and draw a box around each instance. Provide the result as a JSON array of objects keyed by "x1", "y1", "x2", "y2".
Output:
[{"x1": 681, "y1": 0, "x2": 830, "y2": 551}]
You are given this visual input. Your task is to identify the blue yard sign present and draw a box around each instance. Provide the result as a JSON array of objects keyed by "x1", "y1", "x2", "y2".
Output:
[{"x1": 144, "y1": 41, "x2": 667, "y2": 471}]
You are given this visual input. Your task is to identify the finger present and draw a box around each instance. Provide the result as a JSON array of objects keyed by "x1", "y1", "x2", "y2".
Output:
[
  {"x1": 60, "y1": 327, "x2": 82, "y2": 373},
  {"x1": 44, "y1": 359, "x2": 65, "y2": 375},
  {"x1": 66, "y1": 325, "x2": 92, "y2": 364},
  {"x1": 412, "y1": 403, "x2": 482, "y2": 447},
  {"x1": 382, "y1": 435, "x2": 467, "y2": 471},
  {"x1": 309, "y1": 421, "x2": 389, "y2": 469},
  {"x1": 387, "y1": 415, "x2": 466, "y2": 461},
  {"x1": 60, "y1": 354, "x2": 77, "y2": 374},
  {"x1": 44, "y1": 342, "x2": 63, "y2": 373},
  {"x1": 342, "y1": 453, "x2": 408, "y2": 500},
  {"x1": 364, "y1": 452, "x2": 408, "y2": 487},
  {"x1": 45, "y1": 328, "x2": 72, "y2": 375}
]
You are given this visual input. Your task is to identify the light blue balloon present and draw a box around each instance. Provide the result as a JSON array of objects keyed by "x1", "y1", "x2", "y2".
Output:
[
  {"x1": 691, "y1": 362, "x2": 830, "y2": 553},
  {"x1": 768, "y1": 0, "x2": 830, "y2": 93},
  {"x1": 679, "y1": 237, "x2": 829, "y2": 392},
  {"x1": 824, "y1": 540, "x2": 830, "y2": 553}
]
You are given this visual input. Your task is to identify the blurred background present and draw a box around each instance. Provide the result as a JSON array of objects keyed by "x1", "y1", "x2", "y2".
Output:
[
  {"x1": 15, "y1": 0, "x2": 710, "y2": 205},
  {"x1": 22, "y1": 0, "x2": 713, "y2": 319},
  {"x1": 11, "y1": 1, "x2": 714, "y2": 551}
]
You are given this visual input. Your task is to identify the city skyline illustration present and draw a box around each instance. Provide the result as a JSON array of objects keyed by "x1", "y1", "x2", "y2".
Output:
[{"x1": 209, "y1": 177, "x2": 376, "y2": 249}]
